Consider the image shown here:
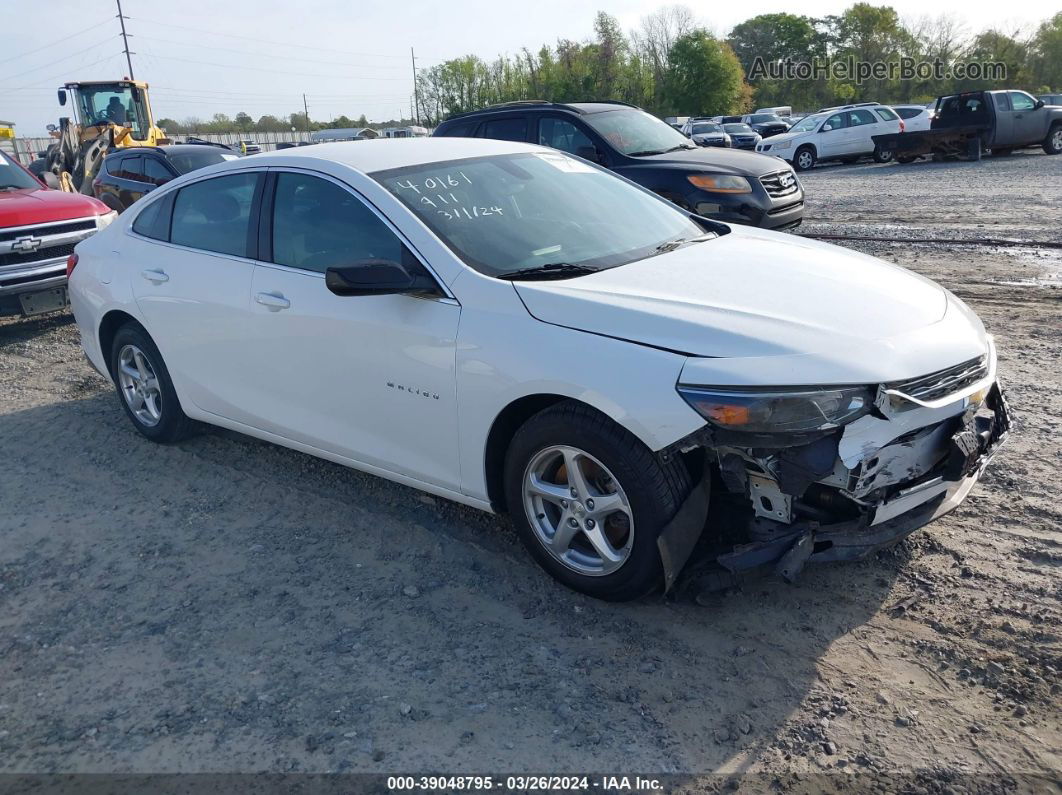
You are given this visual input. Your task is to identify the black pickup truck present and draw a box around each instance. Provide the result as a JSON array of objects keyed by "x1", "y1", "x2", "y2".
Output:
[{"x1": 873, "y1": 89, "x2": 1062, "y2": 162}]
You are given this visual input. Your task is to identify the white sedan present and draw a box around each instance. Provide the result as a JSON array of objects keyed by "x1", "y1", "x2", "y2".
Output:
[{"x1": 68, "y1": 138, "x2": 1009, "y2": 600}]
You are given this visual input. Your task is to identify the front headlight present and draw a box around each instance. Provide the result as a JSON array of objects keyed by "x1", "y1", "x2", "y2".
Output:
[
  {"x1": 96, "y1": 210, "x2": 118, "y2": 230},
  {"x1": 773, "y1": 140, "x2": 792, "y2": 150},
  {"x1": 677, "y1": 385, "x2": 874, "y2": 433},
  {"x1": 686, "y1": 174, "x2": 752, "y2": 194}
]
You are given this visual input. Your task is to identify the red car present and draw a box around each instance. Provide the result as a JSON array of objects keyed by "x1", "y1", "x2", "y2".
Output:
[{"x1": 1, "y1": 150, "x2": 114, "y2": 317}]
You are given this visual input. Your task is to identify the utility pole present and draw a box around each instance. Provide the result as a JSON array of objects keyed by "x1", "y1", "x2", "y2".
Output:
[
  {"x1": 410, "y1": 47, "x2": 420, "y2": 126},
  {"x1": 116, "y1": 0, "x2": 134, "y2": 79},
  {"x1": 303, "y1": 93, "x2": 309, "y2": 132}
]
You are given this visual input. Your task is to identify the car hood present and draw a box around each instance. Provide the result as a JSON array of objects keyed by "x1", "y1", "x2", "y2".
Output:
[
  {"x1": 631, "y1": 146, "x2": 781, "y2": 176},
  {"x1": 0, "y1": 187, "x2": 107, "y2": 226},
  {"x1": 759, "y1": 129, "x2": 810, "y2": 147},
  {"x1": 514, "y1": 227, "x2": 986, "y2": 383}
]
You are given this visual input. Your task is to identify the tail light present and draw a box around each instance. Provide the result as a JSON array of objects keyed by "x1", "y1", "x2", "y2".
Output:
[
  {"x1": 66, "y1": 253, "x2": 79, "y2": 279},
  {"x1": 899, "y1": 120, "x2": 906, "y2": 133}
]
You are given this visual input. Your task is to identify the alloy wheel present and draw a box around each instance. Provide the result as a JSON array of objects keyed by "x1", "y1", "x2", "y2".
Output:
[
  {"x1": 797, "y1": 151, "x2": 813, "y2": 170},
  {"x1": 1053, "y1": 128, "x2": 1062, "y2": 150},
  {"x1": 117, "y1": 344, "x2": 163, "y2": 427},
  {"x1": 522, "y1": 445, "x2": 634, "y2": 576}
]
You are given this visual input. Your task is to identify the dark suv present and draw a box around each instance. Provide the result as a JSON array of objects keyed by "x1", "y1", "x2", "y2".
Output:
[
  {"x1": 93, "y1": 144, "x2": 239, "y2": 212},
  {"x1": 433, "y1": 101, "x2": 804, "y2": 231}
]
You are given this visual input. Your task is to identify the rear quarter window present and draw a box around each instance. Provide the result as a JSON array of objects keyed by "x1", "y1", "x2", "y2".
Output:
[
  {"x1": 875, "y1": 107, "x2": 899, "y2": 121},
  {"x1": 437, "y1": 121, "x2": 478, "y2": 137},
  {"x1": 131, "y1": 193, "x2": 173, "y2": 241}
]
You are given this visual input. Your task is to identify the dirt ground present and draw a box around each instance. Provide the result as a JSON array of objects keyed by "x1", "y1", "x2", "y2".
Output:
[{"x1": 1, "y1": 150, "x2": 1059, "y2": 791}]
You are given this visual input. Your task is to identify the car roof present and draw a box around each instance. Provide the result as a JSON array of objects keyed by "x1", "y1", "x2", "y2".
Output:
[
  {"x1": 441, "y1": 100, "x2": 636, "y2": 122},
  {"x1": 229, "y1": 137, "x2": 549, "y2": 174},
  {"x1": 104, "y1": 144, "x2": 230, "y2": 160}
]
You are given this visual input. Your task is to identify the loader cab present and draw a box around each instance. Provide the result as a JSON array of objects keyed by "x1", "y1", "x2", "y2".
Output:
[{"x1": 59, "y1": 81, "x2": 155, "y2": 145}]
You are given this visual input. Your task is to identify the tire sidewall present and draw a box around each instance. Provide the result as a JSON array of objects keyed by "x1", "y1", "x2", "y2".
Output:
[
  {"x1": 109, "y1": 324, "x2": 186, "y2": 442},
  {"x1": 794, "y1": 146, "x2": 815, "y2": 171},
  {"x1": 1046, "y1": 125, "x2": 1062, "y2": 155},
  {"x1": 504, "y1": 411, "x2": 671, "y2": 601},
  {"x1": 874, "y1": 146, "x2": 893, "y2": 163}
]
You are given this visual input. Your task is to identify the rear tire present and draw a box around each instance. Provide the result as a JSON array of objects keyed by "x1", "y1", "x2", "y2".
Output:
[
  {"x1": 504, "y1": 401, "x2": 691, "y2": 601},
  {"x1": 992, "y1": 148, "x2": 1012, "y2": 157},
  {"x1": 109, "y1": 323, "x2": 194, "y2": 443},
  {"x1": 873, "y1": 146, "x2": 893, "y2": 163},
  {"x1": 1044, "y1": 125, "x2": 1062, "y2": 155},
  {"x1": 793, "y1": 146, "x2": 816, "y2": 171},
  {"x1": 896, "y1": 153, "x2": 918, "y2": 164}
]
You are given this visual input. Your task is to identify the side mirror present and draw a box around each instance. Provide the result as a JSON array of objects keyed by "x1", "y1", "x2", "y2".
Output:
[
  {"x1": 1035, "y1": 99, "x2": 1045, "y2": 109},
  {"x1": 46, "y1": 124, "x2": 57, "y2": 133},
  {"x1": 57, "y1": 89, "x2": 67, "y2": 107},
  {"x1": 325, "y1": 259, "x2": 437, "y2": 297},
  {"x1": 822, "y1": 124, "x2": 833, "y2": 131},
  {"x1": 575, "y1": 145, "x2": 603, "y2": 164}
]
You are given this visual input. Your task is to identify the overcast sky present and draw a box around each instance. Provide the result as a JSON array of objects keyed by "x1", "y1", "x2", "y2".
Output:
[{"x1": 2, "y1": 0, "x2": 1056, "y2": 134}]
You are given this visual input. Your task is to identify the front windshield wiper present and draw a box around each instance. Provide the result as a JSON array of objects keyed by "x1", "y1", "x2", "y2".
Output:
[
  {"x1": 652, "y1": 234, "x2": 714, "y2": 255},
  {"x1": 498, "y1": 263, "x2": 599, "y2": 281},
  {"x1": 628, "y1": 144, "x2": 695, "y2": 156},
  {"x1": 0, "y1": 185, "x2": 29, "y2": 190}
]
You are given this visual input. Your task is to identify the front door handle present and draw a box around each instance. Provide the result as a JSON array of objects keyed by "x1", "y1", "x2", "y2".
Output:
[
  {"x1": 140, "y1": 268, "x2": 168, "y2": 284},
  {"x1": 255, "y1": 291, "x2": 290, "y2": 310}
]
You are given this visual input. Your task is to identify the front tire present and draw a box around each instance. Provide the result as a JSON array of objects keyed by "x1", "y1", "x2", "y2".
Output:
[
  {"x1": 793, "y1": 146, "x2": 816, "y2": 171},
  {"x1": 1044, "y1": 125, "x2": 1062, "y2": 155},
  {"x1": 504, "y1": 402, "x2": 691, "y2": 601},
  {"x1": 109, "y1": 323, "x2": 194, "y2": 443}
]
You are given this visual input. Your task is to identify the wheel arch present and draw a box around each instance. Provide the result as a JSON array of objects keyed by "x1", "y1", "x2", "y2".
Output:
[
  {"x1": 483, "y1": 393, "x2": 570, "y2": 512},
  {"x1": 98, "y1": 309, "x2": 145, "y2": 378}
]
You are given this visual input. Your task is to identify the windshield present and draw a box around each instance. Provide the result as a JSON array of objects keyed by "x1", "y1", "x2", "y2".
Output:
[
  {"x1": 0, "y1": 151, "x2": 40, "y2": 190},
  {"x1": 790, "y1": 114, "x2": 824, "y2": 133},
  {"x1": 724, "y1": 124, "x2": 753, "y2": 134},
  {"x1": 167, "y1": 149, "x2": 239, "y2": 174},
  {"x1": 691, "y1": 123, "x2": 723, "y2": 134},
  {"x1": 581, "y1": 109, "x2": 692, "y2": 156},
  {"x1": 749, "y1": 114, "x2": 782, "y2": 124},
  {"x1": 74, "y1": 84, "x2": 149, "y2": 139},
  {"x1": 375, "y1": 152, "x2": 706, "y2": 278}
]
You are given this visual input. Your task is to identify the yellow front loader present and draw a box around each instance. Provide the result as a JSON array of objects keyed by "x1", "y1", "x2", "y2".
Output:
[{"x1": 30, "y1": 80, "x2": 168, "y2": 194}]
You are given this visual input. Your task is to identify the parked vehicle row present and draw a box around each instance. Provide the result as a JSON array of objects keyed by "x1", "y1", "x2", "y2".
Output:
[
  {"x1": 67, "y1": 138, "x2": 1010, "y2": 600},
  {"x1": 434, "y1": 101, "x2": 804, "y2": 231},
  {"x1": 875, "y1": 89, "x2": 1062, "y2": 163},
  {"x1": 0, "y1": 149, "x2": 114, "y2": 317},
  {"x1": 756, "y1": 103, "x2": 903, "y2": 170}
]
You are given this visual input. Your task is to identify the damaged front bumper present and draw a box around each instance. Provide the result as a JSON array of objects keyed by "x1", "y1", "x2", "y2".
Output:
[{"x1": 660, "y1": 359, "x2": 1011, "y2": 590}]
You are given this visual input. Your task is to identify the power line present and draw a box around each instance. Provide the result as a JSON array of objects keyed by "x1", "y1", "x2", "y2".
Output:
[
  {"x1": 0, "y1": 18, "x2": 113, "y2": 67},
  {"x1": 134, "y1": 34, "x2": 414, "y2": 71},
  {"x1": 2, "y1": 37, "x2": 117, "y2": 84},
  {"x1": 128, "y1": 16, "x2": 444, "y2": 61},
  {"x1": 143, "y1": 52, "x2": 414, "y2": 81}
]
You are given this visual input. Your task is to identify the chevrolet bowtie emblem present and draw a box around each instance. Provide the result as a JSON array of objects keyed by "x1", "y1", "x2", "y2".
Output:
[{"x1": 11, "y1": 236, "x2": 43, "y2": 254}]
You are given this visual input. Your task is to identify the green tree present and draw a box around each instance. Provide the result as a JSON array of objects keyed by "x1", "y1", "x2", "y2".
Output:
[
  {"x1": 234, "y1": 112, "x2": 253, "y2": 132},
  {"x1": 727, "y1": 13, "x2": 826, "y2": 109},
  {"x1": 1028, "y1": 12, "x2": 1061, "y2": 90},
  {"x1": 662, "y1": 30, "x2": 749, "y2": 116}
]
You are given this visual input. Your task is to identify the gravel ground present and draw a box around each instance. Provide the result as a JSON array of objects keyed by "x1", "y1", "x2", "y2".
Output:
[{"x1": 1, "y1": 150, "x2": 1060, "y2": 790}]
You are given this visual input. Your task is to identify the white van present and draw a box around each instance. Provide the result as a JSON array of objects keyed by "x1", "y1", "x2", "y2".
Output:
[
  {"x1": 755, "y1": 106, "x2": 792, "y2": 119},
  {"x1": 755, "y1": 104, "x2": 902, "y2": 170}
]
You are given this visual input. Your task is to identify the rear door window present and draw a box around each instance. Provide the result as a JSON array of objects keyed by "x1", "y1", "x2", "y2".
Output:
[
  {"x1": 170, "y1": 173, "x2": 259, "y2": 258},
  {"x1": 994, "y1": 94, "x2": 1011, "y2": 111},
  {"x1": 438, "y1": 121, "x2": 478, "y2": 137},
  {"x1": 847, "y1": 109, "x2": 877, "y2": 127},
  {"x1": 481, "y1": 117, "x2": 528, "y2": 142}
]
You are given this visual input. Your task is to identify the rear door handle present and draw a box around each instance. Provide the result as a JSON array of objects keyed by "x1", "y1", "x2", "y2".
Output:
[
  {"x1": 255, "y1": 291, "x2": 290, "y2": 310},
  {"x1": 140, "y1": 269, "x2": 168, "y2": 284}
]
